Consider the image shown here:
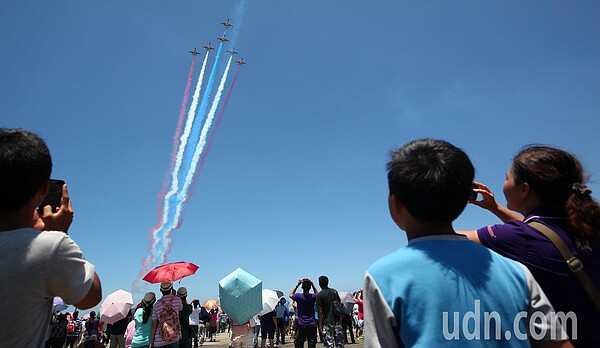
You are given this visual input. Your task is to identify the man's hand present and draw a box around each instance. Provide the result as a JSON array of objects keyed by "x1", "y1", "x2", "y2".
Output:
[{"x1": 34, "y1": 184, "x2": 74, "y2": 233}]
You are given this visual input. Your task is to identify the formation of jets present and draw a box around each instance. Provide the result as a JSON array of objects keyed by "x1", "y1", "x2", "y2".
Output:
[{"x1": 188, "y1": 20, "x2": 246, "y2": 66}]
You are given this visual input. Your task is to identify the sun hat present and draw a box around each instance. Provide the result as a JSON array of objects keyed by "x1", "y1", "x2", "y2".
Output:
[
  {"x1": 177, "y1": 287, "x2": 188, "y2": 297},
  {"x1": 142, "y1": 292, "x2": 156, "y2": 305},
  {"x1": 160, "y1": 282, "x2": 173, "y2": 292}
]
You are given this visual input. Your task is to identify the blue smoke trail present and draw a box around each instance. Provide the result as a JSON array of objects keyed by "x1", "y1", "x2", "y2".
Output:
[{"x1": 176, "y1": 42, "x2": 225, "y2": 203}]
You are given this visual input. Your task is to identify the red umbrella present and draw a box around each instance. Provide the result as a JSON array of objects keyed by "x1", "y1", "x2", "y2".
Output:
[{"x1": 142, "y1": 261, "x2": 199, "y2": 283}]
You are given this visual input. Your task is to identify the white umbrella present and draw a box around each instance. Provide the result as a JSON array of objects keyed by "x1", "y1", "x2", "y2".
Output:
[
  {"x1": 259, "y1": 289, "x2": 280, "y2": 316},
  {"x1": 339, "y1": 291, "x2": 355, "y2": 315},
  {"x1": 100, "y1": 289, "x2": 133, "y2": 324}
]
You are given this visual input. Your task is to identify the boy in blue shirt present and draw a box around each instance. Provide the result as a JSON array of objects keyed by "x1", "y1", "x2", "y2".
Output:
[{"x1": 364, "y1": 139, "x2": 571, "y2": 347}]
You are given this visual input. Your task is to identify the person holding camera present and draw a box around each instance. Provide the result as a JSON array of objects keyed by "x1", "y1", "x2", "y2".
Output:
[
  {"x1": 0, "y1": 128, "x2": 102, "y2": 347},
  {"x1": 364, "y1": 139, "x2": 571, "y2": 347},
  {"x1": 289, "y1": 278, "x2": 319, "y2": 348}
]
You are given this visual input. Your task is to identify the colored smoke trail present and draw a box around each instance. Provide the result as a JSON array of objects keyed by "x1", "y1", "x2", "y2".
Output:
[
  {"x1": 148, "y1": 52, "x2": 210, "y2": 265},
  {"x1": 156, "y1": 58, "x2": 197, "y2": 205},
  {"x1": 171, "y1": 56, "x2": 234, "y2": 231},
  {"x1": 178, "y1": 42, "x2": 225, "y2": 189},
  {"x1": 197, "y1": 67, "x2": 241, "y2": 174},
  {"x1": 170, "y1": 58, "x2": 196, "y2": 179},
  {"x1": 155, "y1": 48, "x2": 231, "y2": 262},
  {"x1": 136, "y1": 2, "x2": 247, "y2": 288}
]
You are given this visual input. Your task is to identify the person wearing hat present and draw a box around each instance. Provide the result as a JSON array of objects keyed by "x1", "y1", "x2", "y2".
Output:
[
  {"x1": 274, "y1": 297, "x2": 289, "y2": 345},
  {"x1": 150, "y1": 282, "x2": 183, "y2": 348},
  {"x1": 177, "y1": 287, "x2": 193, "y2": 348},
  {"x1": 131, "y1": 292, "x2": 155, "y2": 348}
]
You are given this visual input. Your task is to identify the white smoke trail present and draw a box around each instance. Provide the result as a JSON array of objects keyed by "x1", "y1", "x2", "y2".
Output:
[
  {"x1": 160, "y1": 56, "x2": 234, "y2": 258},
  {"x1": 150, "y1": 52, "x2": 210, "y2": 257}
]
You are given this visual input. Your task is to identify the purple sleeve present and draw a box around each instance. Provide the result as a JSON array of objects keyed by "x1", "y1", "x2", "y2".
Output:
[{"x1": 476, "y1": 221, "x2": 528, "y2": 263}]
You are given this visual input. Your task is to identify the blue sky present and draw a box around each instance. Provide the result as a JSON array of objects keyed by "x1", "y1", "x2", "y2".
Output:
[{"x1": 2, "y1": 1, "x2": 599, "y2": 314}]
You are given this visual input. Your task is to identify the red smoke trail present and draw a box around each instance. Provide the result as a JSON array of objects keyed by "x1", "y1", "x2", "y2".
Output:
[
  {"x1": 156, "y1": 58, "x2": 197, "y2": 204},
  {"x1": 132, "y1": 58, "x2": 196, "y2": 293}
]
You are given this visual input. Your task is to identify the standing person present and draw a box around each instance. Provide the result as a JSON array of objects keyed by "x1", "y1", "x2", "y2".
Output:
[
  {"x1": 150, "y1": 282, "x2": 182, "y2": 348},
  {"x1": 259, "y1": 310, "x2": 277, "y2": 348},
  {"x1": 83, "y1": 311, "x2": 100, "y2": 348},
  {"x1": 249, "y1": 315, "x2": 261, "y2": 348},
  {"x1": 208, "y1": 308, "x2": 219, "y2": 342},
  {"x1": 289, "y1": 278, "x2": 319, "y2": 348},
  {"x1": 177, "y1": 287, "x2": 193, "y2": 348},
  {"x1": 230, "y1": 321, "x2": 253, "y2": 348},
  {"x1": 340, "y1": 310, "x2": 355, "y2": 345},
  {"x1": 48, "y1": 313, "x2": 68, "y2": 348},
  {"x1": 352, "y1": 291, "x2": 363, "y2": 339},
  {"x1": 316, "y1": 276, "x2": 344, "y2": 348},
  {"x1": 365, "y1": 139, "x2": 570, "y2": 347},
  {"x1": 110, "y1": 314, "x2": 131, "y2": 348},
  {"x1": 131, "y1": 292, "x2": 155, "y2": 348},
  {"x1": 274, "y1": 298, "x2": 289, "y2": 345},
  {"x1": 189, "y1": 299, "x2": 201, "y2": 348},
  {"x1": 220, "y1": 312, "x2": 229, "y2": 333},
  {"x1": 63, "y1": 310, "x2": 82, "y2": 348},
  {"x1": 288, "y1": 302, "x2": 297, "y2": 341},
  {"x1": 0, "y1": 128, "x2": 102, "y2": 347},
  {"x1": 460, "y1": 145, "x2": 600, "y2": 347}
]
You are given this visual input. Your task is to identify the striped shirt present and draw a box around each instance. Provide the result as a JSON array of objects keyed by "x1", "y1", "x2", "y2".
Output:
[{"x1": 151, "y1": 294, "x2": 182, "y2": 347}]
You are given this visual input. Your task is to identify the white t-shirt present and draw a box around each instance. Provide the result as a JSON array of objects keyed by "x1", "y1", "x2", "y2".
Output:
[
  {"x1": 0, "y1": 228, "x2": 96, "y2": 347},
  {"x1": 189, "y1": 307, "x2": 201, "y2": 325}
]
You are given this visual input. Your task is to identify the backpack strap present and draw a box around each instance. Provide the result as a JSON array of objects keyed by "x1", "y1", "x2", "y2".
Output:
[{"x1": 528, "y1": 221, "x2": 600, "y2": 312}]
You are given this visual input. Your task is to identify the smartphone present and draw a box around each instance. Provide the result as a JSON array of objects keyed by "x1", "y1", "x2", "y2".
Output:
[
  {"x1": 301, "y1": 278, "x2": 310, "y2": 282},
  {"x1": 468, "y1": 184, "x2": 478, "y2": 201},
  {"x1": 38, "y1": 179, "x2": 65, "y2": 213}
]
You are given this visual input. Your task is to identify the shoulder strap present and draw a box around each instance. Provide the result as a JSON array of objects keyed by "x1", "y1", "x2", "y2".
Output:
[{"x1": 528, "y1": 221, "x2": 600, "y2": 312}]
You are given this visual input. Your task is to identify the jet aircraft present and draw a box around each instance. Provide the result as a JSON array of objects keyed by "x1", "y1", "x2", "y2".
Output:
[
  {"x1": 217, "y1": 35, "x2": 229, "y2": 43},
  {"x1": 235, "y1": 58, "x2": 246, "y2": 65},
  {"x1": 188, "y1": 48, "x2": 200, "y2": 57},
  {"x1": 203, "y1": 43, "x2": 214, "y2": 51},
  {"x1": 226, "y1": 48, "x2": 238, "y2": 55},
  {"x1": 221, "y1": 19, "x2": 233, "y2": 29}
]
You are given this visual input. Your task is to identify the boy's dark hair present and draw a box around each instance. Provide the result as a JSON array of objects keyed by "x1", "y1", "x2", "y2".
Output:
[
  {"x1": 301, "y1": 280, "x2": 311, "y2": 292},
  {"x1": 0, "y1": 128, "x2": 52, "y2": 212},
  {"x1": 318, "y1": 276, "x2": 329, "y2": 288},
  {"x1": 387, "y1": 139, "x2": 474, "y2": 222}
]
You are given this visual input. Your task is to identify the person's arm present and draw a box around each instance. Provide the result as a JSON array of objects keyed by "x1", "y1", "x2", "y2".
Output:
[
  {"x1": 458, "y1": 181, "x2": 523, "y2": 243},
  {"x1": 149, "y1": 319, "x2": 157, "y2": 348},
  {"x1": 317, "y1": 306, "x2": 324, "y2": 333},
  {"x1": 35, "y1": 184, "x2": 74, "y2": 233},
  {"x1": 75, "y1": 272, "x2": 102, "y2": 309},
  {"x1": 469, "y1": 181, "x2": 523, "y2": 223},
  {"x1": 290, "y1": 279, "x2": 302, "y2": 298},
  {"x1": 364, "y1": 272, "x2": 401, "y2": 347},
  {"x1": 311, "y1": 280, "x2": 318, "y2": 295}
]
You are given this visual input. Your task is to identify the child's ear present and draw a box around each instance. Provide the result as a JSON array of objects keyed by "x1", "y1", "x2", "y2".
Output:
[
  {"x1": 388, "y1": 193, "x2": 401, "y2": 217},
  {"x1": 388, "y1": 193, "x2": 407, "y2": 229}
]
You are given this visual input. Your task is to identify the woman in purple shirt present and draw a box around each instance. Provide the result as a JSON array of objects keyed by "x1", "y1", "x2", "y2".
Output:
[{"x1": 462, "y1": 145, "x2": 600, "y2": 347}]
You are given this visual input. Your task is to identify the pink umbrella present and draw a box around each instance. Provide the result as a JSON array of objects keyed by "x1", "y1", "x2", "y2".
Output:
[
  {"x1": 100, "y1": 289, "x2": 133, "y2": 324},
  {"x1": 142, "y1": 261, "x2": 199, "y2": 283}
]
